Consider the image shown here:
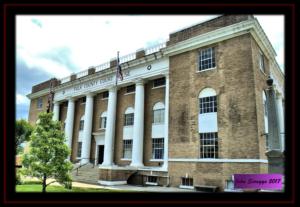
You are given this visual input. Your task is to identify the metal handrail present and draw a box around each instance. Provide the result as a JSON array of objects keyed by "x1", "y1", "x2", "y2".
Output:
[{"x1": 72, "y1": 158, "x2": 96, "y2": 176}]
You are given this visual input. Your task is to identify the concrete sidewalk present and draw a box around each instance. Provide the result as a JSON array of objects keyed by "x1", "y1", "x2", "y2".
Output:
[{"x1": 22, "y1": 177, "x2": 196, "y2": 192}]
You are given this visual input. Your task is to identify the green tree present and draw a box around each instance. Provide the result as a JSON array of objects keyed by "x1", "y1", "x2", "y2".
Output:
[
  {"x1": 22, "y1": 112, "x2": 73, "y2": 193},
  {"x1": 15, "y1": 119, "x2": 33, "y2": 154}
]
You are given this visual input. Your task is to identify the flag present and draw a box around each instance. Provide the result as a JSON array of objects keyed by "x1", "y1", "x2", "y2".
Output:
[{"x1": 117, "y1": 52, "x2": 123, "y2": 81}]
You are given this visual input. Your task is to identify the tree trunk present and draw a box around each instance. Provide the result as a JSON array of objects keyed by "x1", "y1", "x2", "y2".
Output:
[{"x1": 42, "y1": 174, "x2": 47, "y2": 193}]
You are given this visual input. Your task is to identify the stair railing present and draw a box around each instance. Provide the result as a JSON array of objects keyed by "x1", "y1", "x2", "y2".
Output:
[{"x1": 72, "y1": 158, "x2": 96, "y2": 176}]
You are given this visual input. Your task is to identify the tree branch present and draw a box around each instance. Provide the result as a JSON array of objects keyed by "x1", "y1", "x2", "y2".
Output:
[{"x1": 46, "y1": 180, "x2": 57, "y2": 187}]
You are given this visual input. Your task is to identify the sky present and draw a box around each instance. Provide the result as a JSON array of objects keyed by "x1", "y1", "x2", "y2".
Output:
[{"x1": 16, "y1": 15, "x2": 284, "y2": 120}]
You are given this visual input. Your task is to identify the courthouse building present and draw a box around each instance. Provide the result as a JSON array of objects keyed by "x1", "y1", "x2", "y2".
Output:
[{"x1": 26, "y1": 15, "x2": 285, "y2": 191}]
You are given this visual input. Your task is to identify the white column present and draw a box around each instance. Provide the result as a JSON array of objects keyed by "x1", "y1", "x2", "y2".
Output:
[
  {"x1": 102, "y1": 86, "x2": 117, "y2": 166},
  {"x1": 52, "y1": 102, "x2": 60, "y2": 121},
  {"x1": 130, "y1": 79, "x2": 145, "y2": 167},
  {"x1": 65, "y1": 98, "x2": 75, "y2": 151},
  {"x1": 81, "y1": 93, "x2": 94, "y2": 164},
  {"x1": 162, "y1": 73, "x2": 169, "y2": 170},
  {"x1": 276, "y1": 93, "x2": 285, "y2": 151}
]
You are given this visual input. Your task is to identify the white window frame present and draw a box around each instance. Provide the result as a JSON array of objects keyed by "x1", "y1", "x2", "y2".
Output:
[
  {"x1": 122, "y1": 139, "x2": 132, "y2": 159},
  {"x1": 198, "y1": 47, "x2": 216, "y2": 71},
  {"x1": 125, "y1": 85, "x2": 135, "y2": 95},
  {"x1": 259, "y1": 50, "x2": 265, "y2": 73},
  {"x1": 37, "y1": 97, "x2": 43, "y2": 109},
  {"x1": 77, "y1": 142, "x2": 82, "y2": 158},
  {"x1": 79, "y1": 116, "x2": 84, "y2": 131},
  {"x1": 199, "y1": 132, "x2": 218, "y2": 159},
  {"x1": 152, "y1": 138, "x2": 164, "y2": 160},
  {"x1": 146, "y1": 176, "x2": 158, "y2": 186},
  {"x1": 152, "y1": 77, "x2": 166, "y2": 88},
  {"x1": 102, "y1": 91, "x2": 109, "y2": 100},
  {"x1": 180, "y1": 177, "x2": 194, "y2": 189},
  {"x1": 99, "y1": 111, "x2": 107, "y2": 129}
]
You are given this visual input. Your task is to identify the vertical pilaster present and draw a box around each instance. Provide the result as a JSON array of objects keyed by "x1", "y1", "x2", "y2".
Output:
[
  {"x1": 65, "y1": 98, "x2": 75, "y2": 151},
  {"x1": 102, "y1": 86, "x2": 117, "y2": 166},
  {"x1": 81, "y1": 93, "x2": 94, "y2": 164},
  {"x1": 130, "y1": 79, "x2": 145, "y2": 167},
  {"x1": 163, "y1": 73, "x2": 169, "y2": 170}
]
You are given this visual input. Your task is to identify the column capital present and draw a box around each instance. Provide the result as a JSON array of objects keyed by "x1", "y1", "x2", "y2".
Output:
[
  {"x1": 134, "y1": 78, "x2": 144, "y2": 85},
  {"x1": 66, "y1": 96, "x2": 75, "y2": 101},
  {"x1": 86, "y1": 91, "x2": 95, "y2": 98},
  {"x1": 108, "y1": 85, "x2": 117, "y2": 92}
]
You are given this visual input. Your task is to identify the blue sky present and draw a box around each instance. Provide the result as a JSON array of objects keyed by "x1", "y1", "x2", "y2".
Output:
[{"x1": 16, "y1": 15, "x2": 284, "y2": 120}]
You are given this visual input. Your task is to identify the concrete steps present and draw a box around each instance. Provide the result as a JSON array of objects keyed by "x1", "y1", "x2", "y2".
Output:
[{"x1": 71, "y1": 163, "x2": 100, "y2": 184}]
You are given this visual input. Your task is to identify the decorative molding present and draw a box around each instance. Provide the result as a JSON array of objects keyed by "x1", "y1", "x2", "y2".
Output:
[{"x1": 169, "y1": 158, "x2": 268, "y2": 163}]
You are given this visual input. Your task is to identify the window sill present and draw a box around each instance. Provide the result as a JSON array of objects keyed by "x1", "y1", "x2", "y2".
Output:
[
  {"x1": 152, "y1": 85, "x2": 165, "y2": 90},
  {"x1": 124, "y1": 92, "x2": 135, "y2": 96},
  {"x1": 149, "y1": 159, "x2": 164, "y2": 162},
  {"x1": 101, "y1": 98, "x2": 109, "y2": 100},
  {"x1": 196, "y1": 67, "x2": 217, "y2": 73},
  {"x1": 121, "y1": 158, "x2": 132, "y2": 161},
  {"x1": 152, "y1": 123, "x2": 165, "y2": 126},
  {"x1": 179, "y1": 185, "x2": 194, "y2": 189}
]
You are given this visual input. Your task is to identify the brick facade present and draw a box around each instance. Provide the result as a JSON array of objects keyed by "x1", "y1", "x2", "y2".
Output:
[{"x1": 26, "y1": 15, "x2": 284, "y2": 191}]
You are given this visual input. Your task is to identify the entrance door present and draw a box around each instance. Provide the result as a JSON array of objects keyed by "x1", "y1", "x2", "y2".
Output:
[{"x1": 98, "y1": 145, "x2": 104, "y2": 164}]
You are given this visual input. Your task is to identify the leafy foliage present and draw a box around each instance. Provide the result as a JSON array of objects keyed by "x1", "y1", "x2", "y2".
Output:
[
  {"x1": 22, "y1": 112, "x2": 73, "y2": 192},
  {"x1": 15, "y1": 119, "x2": 33, "y2": 154}
]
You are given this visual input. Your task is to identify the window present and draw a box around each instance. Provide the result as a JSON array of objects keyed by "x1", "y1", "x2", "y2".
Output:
[
  {"x1": 259, "y1": 50, "x2": 265, "y2": 72},
  {"x1": 37, "y1": 97, "x2": 43, "y2": 109},
  {"x1": 181, "y1": 177, "x2": 193, "y2": 187},
  {"x1": 199, "y1": 96, "x2": 217, "y2": 114},
  {"x1": 126, "y1": 85, "x2": 135, "y2": 93},
  {"x1": 79, "y1": 120, "x2": 84, "y2": 131},
  {"x1": 124, "y1": 114, "x2": 134, "y2": 126},
  {"x1": 199, "y1": 47, "x2": 216, "y2": 71},
  {"x1": 200, "y1": 132, "x2": 218, "y2": 158},
  {"x1": 99, "y1": 111, "x2": 107, "y2": 129},
  {"x1": 153, "y1": 102, "x2": 165, "y2": 124},
  {"x1": 153, "y1": 109, "x2": 165, "y2": 124},
  {"x1": 147, "y1": 176, "x2": 158, "y2": 184},
  {"x1": 123, "y1": 140, "x2": 132, "y2": 159},
  {"x1": 152, "y1": 138, "x2": 164, "y2": 159},
  {"x1": 77, "y1": 142, "x2": 82, "y2": 157},
  {"x1": 153, "y1": 77, "x2": 165, "y2": 88},
  {"x1": 100, "y1": 117, "x2": 107, "y2": 129},
  {"x1": 102, "y1": 91, "x2": 109, "y2": 99}
]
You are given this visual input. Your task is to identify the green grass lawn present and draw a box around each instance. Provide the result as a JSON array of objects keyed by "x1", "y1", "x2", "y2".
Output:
[{"x1": 16, "y1": 184, "x2": 127, "y2": 193}]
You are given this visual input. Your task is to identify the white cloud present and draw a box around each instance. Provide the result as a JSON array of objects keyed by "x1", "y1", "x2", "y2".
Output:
[{"x1": 16, "y1": 94, "x2": 30, "y2": 105}]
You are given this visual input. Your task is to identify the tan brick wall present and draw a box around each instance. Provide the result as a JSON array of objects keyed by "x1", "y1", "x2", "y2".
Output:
[
  {"x1": 114, "y1": 86, "x2": 135, "y2": 166},
  {"x1": 169, "y1": 33, "x2": 262, "y2": 161},
  {"x1": 250, "y1": 36, "x2": 271, "y2": 160},
  {"x1": 91, "y1": 92, "x2": 108, "y2": 161},
  {"x1": 169, "y1": 162, "x2": 267, "y2": 190},
  {"x1": 28, "y1": 95, "x2": 49, "y2": 125},
  {"x1": 144, "y1": 81, "x2": 165, "y2": 167},
  {"x1": 70, "y1": 99, "x2": 85, "y2": 161},
  {"x1": 168, "y1": 15, "x2": 253, "y2": 46}
]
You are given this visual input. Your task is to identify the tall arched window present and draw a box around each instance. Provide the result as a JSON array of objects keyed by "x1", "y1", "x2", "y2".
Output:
[
  {"x1": 99, "y1": 111, "x2": 107, "y2": 129},
  {"x1": 198, "y1": 88, "x2": 218, "y2": 159},
  {"x1": 153, "y1": 102, "x2": 165, "y2": 124},
  {"x1": 124, "y1": 107, "x2": 134, "y2": 126}
]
